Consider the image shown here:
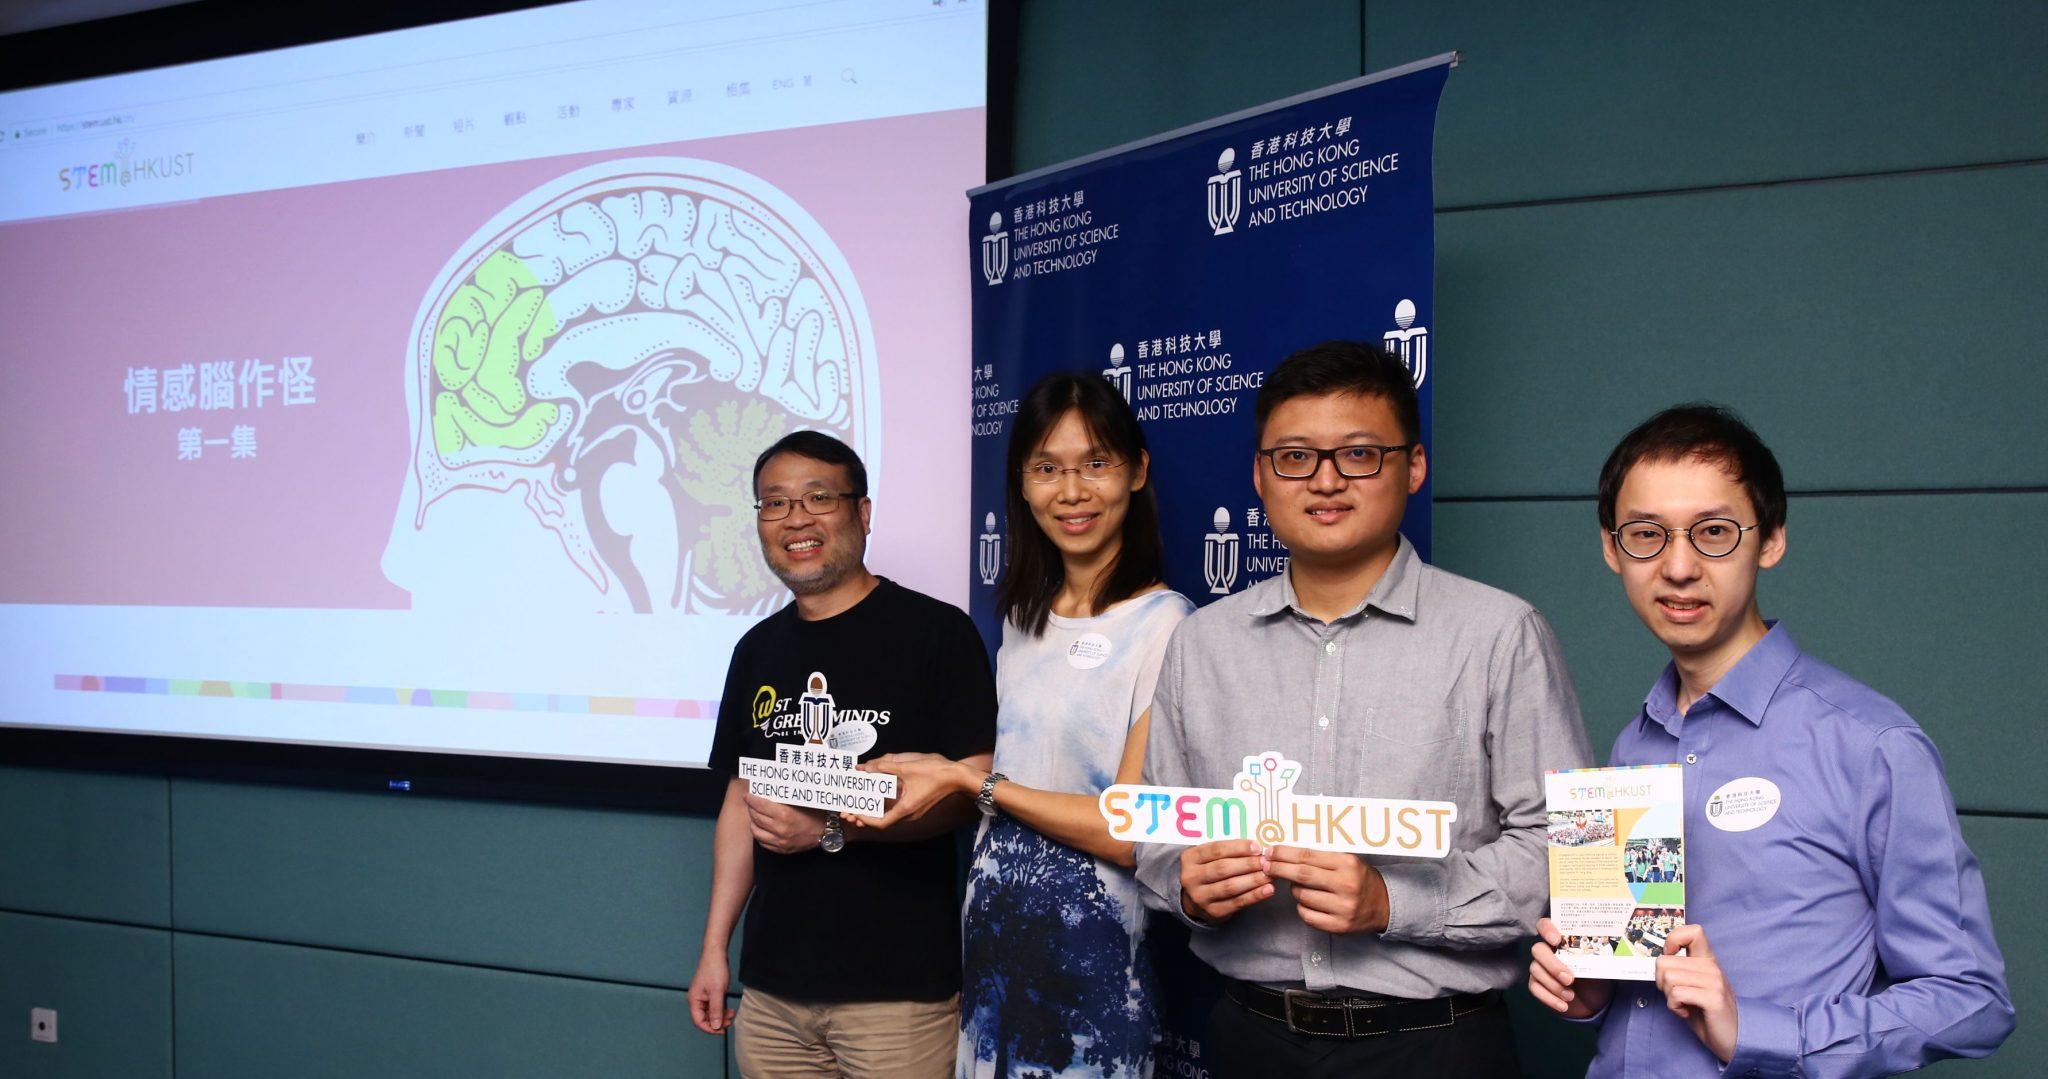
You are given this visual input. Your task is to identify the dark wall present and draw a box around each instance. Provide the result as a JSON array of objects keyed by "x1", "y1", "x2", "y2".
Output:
[{"x1": 5, "y1": 2, "x2": 2044, "y2": 1075}]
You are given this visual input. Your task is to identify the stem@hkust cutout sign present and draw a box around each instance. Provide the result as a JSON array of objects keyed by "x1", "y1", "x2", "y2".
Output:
[{"x1": 1100, "y1": 751, "x2": 1457, "y2": 856}]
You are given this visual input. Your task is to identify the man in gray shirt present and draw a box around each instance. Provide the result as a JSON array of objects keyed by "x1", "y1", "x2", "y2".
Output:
[{"x1": 1136, "y1": 341, "x2": 1591, "y2": 1077}]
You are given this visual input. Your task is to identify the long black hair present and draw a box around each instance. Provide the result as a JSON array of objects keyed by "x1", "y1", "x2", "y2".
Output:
[{"x1": 996, "y1": 372, "x2": 1164, "y2": 636}]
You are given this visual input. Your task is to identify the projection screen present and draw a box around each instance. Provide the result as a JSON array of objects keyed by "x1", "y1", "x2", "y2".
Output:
[{"x1": 0, "y1": 0, "x2": 986, "y2": 775}]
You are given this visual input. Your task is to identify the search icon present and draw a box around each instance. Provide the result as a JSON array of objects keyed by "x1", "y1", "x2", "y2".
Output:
[{"x1": 840, "y1": 67, "x2": 857, "y2": 84}]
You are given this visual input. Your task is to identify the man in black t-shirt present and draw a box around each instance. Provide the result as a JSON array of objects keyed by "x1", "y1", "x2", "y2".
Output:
[{"x1": 689, "y1": 430, "x2": 995, "y2": 1078}]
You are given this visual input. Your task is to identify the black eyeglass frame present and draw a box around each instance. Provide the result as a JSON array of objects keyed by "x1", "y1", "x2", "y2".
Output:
[
  {"x1": 1256, "y1": 443, "x2": 1418, "y2": 480},
  {"x1": 753, "y1": 490, "x2": 863, "y2": 521},
  {"x1": 1608, "y1": 518, "x2": 1758, "y2": 560}
]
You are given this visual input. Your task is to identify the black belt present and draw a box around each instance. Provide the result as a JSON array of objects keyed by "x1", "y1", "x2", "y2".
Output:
[{"x1": 1226, "y1": 981, "x2": 1501, "y2": 1039}]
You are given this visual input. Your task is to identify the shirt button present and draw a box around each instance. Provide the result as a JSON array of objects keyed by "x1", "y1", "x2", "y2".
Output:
[
  {"x1": 1325, "y1": 641, "x2": 1336, "y2": 654},
  {"x1": 1635, "y1": 997, "x2": 1647, "y2": 1009},
  {"x1": 1318, "y1": 715, "x2": 1330, "y2": 728},
  {"x1": 1310, "y1": 952, "x2": 1323, "y2": 965},
  {"x1": 1685, "y1": 753, "x2": 1698, "y2": 765}
]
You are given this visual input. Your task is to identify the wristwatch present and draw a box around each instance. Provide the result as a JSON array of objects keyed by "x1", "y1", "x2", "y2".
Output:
[
  {"x1": 820, "y1": 812, "x2": 845, "y2": 853},
  {"x1": 976, "y1": 772, "x2": 1007, "y2": 817}
]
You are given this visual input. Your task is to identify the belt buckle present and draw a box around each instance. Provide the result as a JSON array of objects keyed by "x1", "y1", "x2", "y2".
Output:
[
  {"x1": 1281, "y1": 988, "x2": 1319, "y2": 1037},
  {"x1": 1282, "y1": 988, "x2": 1348, "y2": 1038}
]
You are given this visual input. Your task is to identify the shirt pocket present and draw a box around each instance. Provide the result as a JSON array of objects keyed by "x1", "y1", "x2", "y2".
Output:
[{"x1": 1358, "y1": 701, "x2": 1464, "y2": 801}]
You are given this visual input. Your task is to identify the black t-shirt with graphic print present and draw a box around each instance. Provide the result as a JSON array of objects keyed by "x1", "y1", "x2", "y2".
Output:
[{"x1": 708, "y1": 577, "x2": 996, "y2": 1003}]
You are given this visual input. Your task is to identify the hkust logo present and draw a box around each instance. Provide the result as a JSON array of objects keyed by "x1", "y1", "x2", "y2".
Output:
[
  {"x1": 977, "y1": 511, "x2": 1003, "y2": 586},
  {"x1": 1102, "y1": 343, "x2": 1133, "y2": 403},
  {"x1": 1207, "y1": 147, "x2": 1242, "y2": 235},
  {"x1": 1382, "y1": 298, "x2": 1429, "y2": 388},
  {"x1": 1204, "y1": 506, "x2": 1240, "y2": 595},
  {"x1": 58, "y1": 138, "x2": 195, "y2": 192},
  {"x1": 981, "y1": 211, "x2": 1009, "y2": 285}
]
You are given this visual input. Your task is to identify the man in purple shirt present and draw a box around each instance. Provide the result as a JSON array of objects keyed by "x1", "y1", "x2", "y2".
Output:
[{"x1": 1526, "y1": 404, "x2": 2012, "y2": 1077}]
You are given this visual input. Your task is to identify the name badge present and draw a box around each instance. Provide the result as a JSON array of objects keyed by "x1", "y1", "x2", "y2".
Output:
[
  {"x1": 1067, "y1": 632, "x2": 1112, "y2": 670},
  {"x1": 1705, "y1": 776, "x2": 1781, "y2": 832}
]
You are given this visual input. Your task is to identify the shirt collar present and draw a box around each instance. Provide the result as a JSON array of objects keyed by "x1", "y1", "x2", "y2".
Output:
[
  {"x1": 1247, "y1": 535, "x2": 1422, "y2": 623},
  {"x1": 1638, "y1": 621, "x2": 1801, "y2": 734},
  {"x1": 1705, "y1": 621, "x2": 1800, "y2": 724}
]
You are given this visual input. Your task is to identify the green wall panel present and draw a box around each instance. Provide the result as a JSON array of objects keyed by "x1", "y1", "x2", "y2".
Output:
[
  {"x1": 1011, "y1": 0, "x2": 1361, "y2": 174},
  {"x1": 0, "y1": 912, "x2": 171, "y2": 1079},
  {"x1": 173, "y1": 934, "x2": 717, "y2": 1079},
  {"x1": 1433, "y1": 492, "x2": 2048, "y2": 814},
  {"x1": 170, "y1": 781, "x2": 711, "y2": 988},
  {"x1": 1931, "y1": 815, "x2": 2047, "y2": 1076},
  {"x1": 1429, "y1": 163, "x2": 2048, "y2": 498},
  {"x1": 1367, "y1": 0, "x2": 2048, "y2": 207},
  {"x1": 0, "y1": 766, "x2": 169, "y2": 926}
]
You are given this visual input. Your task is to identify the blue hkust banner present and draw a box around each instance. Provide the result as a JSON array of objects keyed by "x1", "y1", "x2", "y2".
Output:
[{"x1": 966, "y1": 55, "x2": 1454, "y2": 1074}]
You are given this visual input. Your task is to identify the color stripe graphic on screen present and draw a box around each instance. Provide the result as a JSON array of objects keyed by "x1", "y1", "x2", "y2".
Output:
[{"x1": 53, "y1": 674, "x2": 714, "y2": 717}]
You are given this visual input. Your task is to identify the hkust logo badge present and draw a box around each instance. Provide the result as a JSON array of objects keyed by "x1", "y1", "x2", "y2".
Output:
[
  {"x1": 1207, "y1": 147, "x2": 1242, "y2": 235},
  {"x1": 1204, "y1": 507, "x2": 1240, "y2": 595},
  {"x1": 1100, "y1": 752, "x2": 1456, "y2": 856},
  {"x1": 1102, "y1": 343, "x2": 1133, "y2": 402},
  {"x1": 1706, "y1": 776, "x2": 1782, "y2": 833},
  {"x1": 977, "y1": 511, "x2": 1003, "y2": 586},
  {"x1": 1382, "y1": 298, "x2": 1429, "y2": 388},
  {"x1": 981, "y1": 211, "x2": 1009, "y2": 285},
  {"x1": 737, "y1": 671, "x2": 895, "y2": 816}
]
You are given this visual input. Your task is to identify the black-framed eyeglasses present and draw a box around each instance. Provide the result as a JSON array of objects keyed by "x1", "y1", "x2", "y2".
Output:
[
  {"x1": 1257, "y1": 443, "x2": 1416, "y2": 480},
  {"x1": 754, "y1": 490, "x2": 862, "y2": 521},
  {"x1": 1021, "y1": 458, "x2": 1126, "y2": 484},
  {"x1": 1610, "y1": 518, "x2": 1756, "y2": 560}
]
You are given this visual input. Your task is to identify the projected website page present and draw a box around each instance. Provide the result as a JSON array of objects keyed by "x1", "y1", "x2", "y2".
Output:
[{"x1": 0, "y1": 0, "x2": 984, "y2": 767}]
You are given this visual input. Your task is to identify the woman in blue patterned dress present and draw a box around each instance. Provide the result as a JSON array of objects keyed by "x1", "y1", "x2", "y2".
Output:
[{"x1": 865, "y1": 372, "x2": 1189, "y2": 1077}]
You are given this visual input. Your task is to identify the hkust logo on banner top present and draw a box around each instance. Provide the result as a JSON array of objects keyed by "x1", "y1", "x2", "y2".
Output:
[
  {"x1": 981, "y1": 211, "x2": 1009, "y2": 285},
  {"x1": 981, "y1": 186, "x2": 1113, "y2": 284}
]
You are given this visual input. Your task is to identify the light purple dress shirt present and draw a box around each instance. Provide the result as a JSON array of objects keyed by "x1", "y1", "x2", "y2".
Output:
[{"x1": 1585, "y1": 623, "x2": 2012, "y2": 1078}]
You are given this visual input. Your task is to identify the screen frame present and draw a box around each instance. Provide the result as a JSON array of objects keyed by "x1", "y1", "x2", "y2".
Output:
[{"x1": 0, "y1": 0, "x2": 1008, "y2": 812}]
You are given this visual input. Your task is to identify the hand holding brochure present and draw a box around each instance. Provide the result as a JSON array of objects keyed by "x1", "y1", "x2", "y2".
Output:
[{"x1": 1544, "y1": 764, "x2": 1685, "y2": 980}]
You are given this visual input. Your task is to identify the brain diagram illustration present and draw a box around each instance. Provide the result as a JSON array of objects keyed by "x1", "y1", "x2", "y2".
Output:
[{"x1": 385, "y1": 159, "x2": 879, "y2": 614}]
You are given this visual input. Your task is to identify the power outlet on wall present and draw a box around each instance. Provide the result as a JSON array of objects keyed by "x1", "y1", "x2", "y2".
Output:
[{"x1": 30, "y1": 1007, "x2": 57, "y2": 1044}]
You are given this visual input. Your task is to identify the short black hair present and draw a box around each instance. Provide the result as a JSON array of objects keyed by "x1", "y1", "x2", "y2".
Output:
[
  {"x1": 1253, "y1": 340, "x2": 1422, "y2": 446},
  {"x1": 751, "y1": 430, "x2": 868, "y2": 498},
  {"x1": 1596, "y1": 404, "x2": 1786, "y2": 537}
]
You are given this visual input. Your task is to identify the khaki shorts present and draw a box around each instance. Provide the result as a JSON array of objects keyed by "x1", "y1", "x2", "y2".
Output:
[{"x1": 732, "y1": 985, "x2": 958, "y2": 1078}]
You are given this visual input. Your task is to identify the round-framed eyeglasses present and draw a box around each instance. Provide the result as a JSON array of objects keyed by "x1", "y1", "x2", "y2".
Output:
[
  {"x1": 1257, "y1": 443, "x2": 1416, "y2": 480},
  {"x1": 1609, "y1": 517, "x2": 1757, "y2": 560},
  {"x1": 1022, "y1": 458, "x2": 1126, "y2": 484},
  {"x1": 754, "y1": 490, "x2": 861, "y2": 521}
]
